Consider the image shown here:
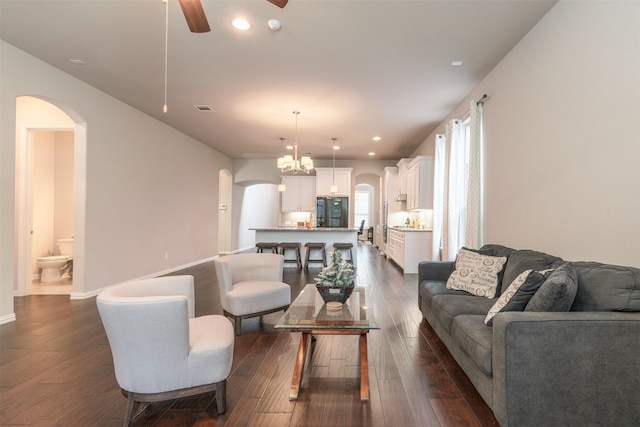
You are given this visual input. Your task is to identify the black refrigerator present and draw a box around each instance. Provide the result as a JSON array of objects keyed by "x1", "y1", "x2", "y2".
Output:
[{"x1": 316, "y1": 197, "x2": 349, "y2": 227}]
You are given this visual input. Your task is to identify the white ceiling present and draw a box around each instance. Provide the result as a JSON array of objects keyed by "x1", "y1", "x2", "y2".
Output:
[{"x1": 0, "y1": 0, "x2": 556, "y2": 161}]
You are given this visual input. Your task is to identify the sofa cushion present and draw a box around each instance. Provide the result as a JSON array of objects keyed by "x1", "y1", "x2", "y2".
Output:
[
  {"x1": 484, "y1": 269, "x2": 548, "y2": 326},
  {"x1": 446, "y1": 248, "x2": 508, "y2": 298},
  {"x1": 419, "y1": 281, "x2": 470, "y2": 310},
  {"x1": 226, "y1": 280, "x2": 290, "y2": 316},
  {"x1": 570, "y1": 261, "x2": 640, "y2": 312},
  {"x1": 431, "y1": 294, "x2": 496, "y2": 334},
  {"x1": 525, "y1": 263, "x2": 578, "y2": 312},
  {"x1": 500, "y1": 250, "x2": 565, "y2": 296},
  {"x1": 451, "y1": 315, "x2": 493, "y2": 376}
]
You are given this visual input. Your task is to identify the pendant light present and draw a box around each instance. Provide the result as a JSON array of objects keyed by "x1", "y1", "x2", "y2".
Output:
[
  {"x1": 330, "y1": 138, "x2": 339, "y2": 194},
  {"x1": 278, "y1": 138, "x2": 286, "y2": 192},
  {"x1": 162, "y1": 0, "x2": 169, "y2": 113}
]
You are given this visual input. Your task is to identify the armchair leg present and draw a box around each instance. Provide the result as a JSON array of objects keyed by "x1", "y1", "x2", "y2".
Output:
[
  {"x1": 234, "y1": 316, "x2": 242, "y2": 336},
  {"x1": 120, "y1": 383, "x2": 228, "y2": 425},
  {"x1": 123, "y1": 391, "x2": 135, "y2": 427},
  {"x1": 224, "y1": 307, "x2": 289, "y2": 336},
  {"x1": 122, "y1": 391, "x2": 152, "y2": 427},
  {"x1": 215, "y1": 380, "x2": 227, "y2": 414}
]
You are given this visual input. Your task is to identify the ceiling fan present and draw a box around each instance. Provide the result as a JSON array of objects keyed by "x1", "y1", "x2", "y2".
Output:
[{"x1": 178, "y1": 0, "x2": 288, "y2": 33}]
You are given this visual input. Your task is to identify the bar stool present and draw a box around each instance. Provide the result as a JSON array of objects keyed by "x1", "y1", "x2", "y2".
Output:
[
  {"x1": 333, "y1": 243, "x2": 354, "y2": 264},
  {"x1": 304, "y1": 242, "x2": 327, "y2": 270},
  {"x1": 255, "y1": 242, "x2": 279, "y2": 254},
  {"x1": 279, "y1": 242, "x2": 302, "y2": 270}
]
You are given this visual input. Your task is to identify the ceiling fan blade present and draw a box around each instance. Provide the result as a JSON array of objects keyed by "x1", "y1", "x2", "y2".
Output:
[
  {"x1": 267, "y1": 0, "x2": 288, "y2": 8},
  {"x1": 178, "y1": 0, "x2": 210, "y2": 33}
]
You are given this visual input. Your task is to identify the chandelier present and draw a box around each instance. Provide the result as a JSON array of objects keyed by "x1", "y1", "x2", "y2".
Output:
[{"x1": 277, "y1": 111, "x2": 314, "y2": 174}]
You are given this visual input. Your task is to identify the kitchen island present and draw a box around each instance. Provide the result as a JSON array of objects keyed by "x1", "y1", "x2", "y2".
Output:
[{"x1": 251, "y1": 227, "x2": 359, "y2": 267}]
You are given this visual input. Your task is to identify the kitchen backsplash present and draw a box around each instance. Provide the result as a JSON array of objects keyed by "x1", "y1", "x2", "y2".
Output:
[
  {"x1": 389, "y1": 209, "x2": 433, "y2": 229},
  {"x1": 281, "y1": 211, "x2": 314, "y2": 226}
]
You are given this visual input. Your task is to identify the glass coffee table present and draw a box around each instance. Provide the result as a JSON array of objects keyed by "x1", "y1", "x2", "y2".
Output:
[{"x1": 275, "y1": 283, "x2": 380, "y2": 401}]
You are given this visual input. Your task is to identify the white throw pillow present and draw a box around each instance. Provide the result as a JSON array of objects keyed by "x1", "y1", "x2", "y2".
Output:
[{"x1": 445, "y1": 248, "x2": 507, "y2": 298}]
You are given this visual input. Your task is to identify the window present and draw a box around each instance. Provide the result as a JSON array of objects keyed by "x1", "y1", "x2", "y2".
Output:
[{"x1": 354, "y1": 190, "x2": 369, "y2": 229}]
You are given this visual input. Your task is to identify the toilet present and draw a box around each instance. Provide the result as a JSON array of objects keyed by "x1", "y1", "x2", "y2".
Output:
[{"x1": 37, "y1": 238, "x2": 74, "y2": 283}]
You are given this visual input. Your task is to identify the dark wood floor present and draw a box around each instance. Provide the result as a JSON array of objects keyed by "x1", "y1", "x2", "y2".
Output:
[{"x1": 0, "y1": 245, "x2": 498, "y2": 426}]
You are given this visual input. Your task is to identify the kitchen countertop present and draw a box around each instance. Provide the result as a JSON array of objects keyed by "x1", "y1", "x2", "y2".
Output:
[
  {"x1": 389, "y1": 226, "x2": 433, "y2": 232},
  {"x1": 250, "y1": 227, "x2": 358, "y2": 232}
]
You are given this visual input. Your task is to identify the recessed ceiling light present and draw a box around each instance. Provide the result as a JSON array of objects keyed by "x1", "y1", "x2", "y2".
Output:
[
  {"x1": 368, "y1": 152, "x2": 375, "y2": 156},
  {"x1": 232, "y1": 18, "x2": 251, "y2": 31},
  {"x1": 451, "y1": 61, "x2": 464, "y2": 66},
  {"x1": 69, "y1": 59, "x2": 85, "y2": 65},
  {"x1": 372, "y1": 136, "x2": 381, "y2": 141},
  {"x1": 193, "y1": 105, "x2": 215, "y2": 112},
  {"x1": 286, "y1": 145, "x2": 293, "y2": 150}
]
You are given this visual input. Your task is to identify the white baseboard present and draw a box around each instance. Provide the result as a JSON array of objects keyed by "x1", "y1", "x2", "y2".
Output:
[
  {"x1": 70, "y1": 256, "x2": 220, "y2": 300},
  {"x1": 149, "y1": 256, "x2": 219, "y2": 278},
  {"x1": 0, "y1": 313, "x2": 17, "y2": 325}
]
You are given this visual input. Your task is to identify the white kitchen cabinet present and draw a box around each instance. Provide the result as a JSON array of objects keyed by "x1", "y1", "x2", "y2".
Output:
[
  {"x1": 406, "y1": 156, "x2": 434, "y2": 210},
  {"x1": 383, "y1": 166, "x2": 402, "y2": 215},
  {"x1": 386, "y1": 228, "x2": 433, "y2": 274},
  {"x1": 315, "y1": 167, "x2": 352, "y2": 196},
  {"x1": 387, "y1": 228, "x2": 405, "y2": 269},
  {"x1": 396, "y1": 158, "x2": 411, "y2": 196},
  {"x1": 281, "y1": 176, "x2": 316, "y2": 212},
  {"x1": 383, "y1": 167, "x2": 397, "y2": 201}
]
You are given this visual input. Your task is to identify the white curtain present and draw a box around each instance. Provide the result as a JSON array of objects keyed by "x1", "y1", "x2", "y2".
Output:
[
  {"x1": 465, "y1": 99, "x2": 483, "y2": 249},
  {"x1": 431, "y1": 134, "x2": 446, "y2": 260},
  {"x1": 432, "y1": 98, "x2": 484, "y2": 261},
  {"x1": 442, "y1": 119, "x2": 466, "y2": 261}
]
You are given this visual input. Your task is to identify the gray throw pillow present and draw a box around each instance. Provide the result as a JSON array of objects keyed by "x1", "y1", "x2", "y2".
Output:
[
  {"x1": 500, "y1": 250, "x2": 564, "y2": 295},
  {"x1": 525, "y1": 263, "x2": 578, "y2": 312},
  {"x1": 484, "y1": 269, "x2": 548, "y2": 325}
]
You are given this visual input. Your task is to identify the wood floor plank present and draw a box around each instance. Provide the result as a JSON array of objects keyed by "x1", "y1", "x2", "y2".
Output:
[
  {"x1": 221, "y1": 396, "x2": 260, "y2": 427},
  {"x1": 0, "y1": 244, "x2": 498, "y2": 426}
]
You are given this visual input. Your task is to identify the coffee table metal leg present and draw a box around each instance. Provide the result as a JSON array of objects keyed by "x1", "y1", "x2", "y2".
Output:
[
  {"x1": 360, "y1": 333, "x2": 370, "y2": 401},
  {"x1": 290, "y1": 331, "x2": 310, "y2": 400}
]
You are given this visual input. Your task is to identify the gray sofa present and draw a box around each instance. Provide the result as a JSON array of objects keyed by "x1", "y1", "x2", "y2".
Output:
[{"x1": 418, "y1": 244, "x2": 640, "y2": 427}]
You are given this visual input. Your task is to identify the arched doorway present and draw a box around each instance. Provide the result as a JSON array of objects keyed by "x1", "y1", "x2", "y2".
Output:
[
  {"x1": 355, "y1": 172, "x2": 382, "y2": 246},
  {"x1": 15, "y1": 96, "x2": 87, "y2": 297}
]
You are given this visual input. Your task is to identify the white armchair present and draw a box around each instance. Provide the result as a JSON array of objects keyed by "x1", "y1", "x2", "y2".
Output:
[
  {"x1": 214, "y1": 253, "x2": 291, "y2": 336},
  {"x1": 96, "y1": 275, "x2": 234, "y2": 426}
]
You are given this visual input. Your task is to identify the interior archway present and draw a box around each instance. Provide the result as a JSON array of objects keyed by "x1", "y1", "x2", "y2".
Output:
[{"x1": 15, "y1": 96, "x2": 87, "y2": 298}]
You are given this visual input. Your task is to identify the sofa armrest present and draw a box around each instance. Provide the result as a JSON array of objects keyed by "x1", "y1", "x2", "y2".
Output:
[
  {"x1": 418, "y1": 261, "x2": 455, "y2": 283},
  {"x1": 492, "y1": 311, "x2": 640, "y2": 427}
]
